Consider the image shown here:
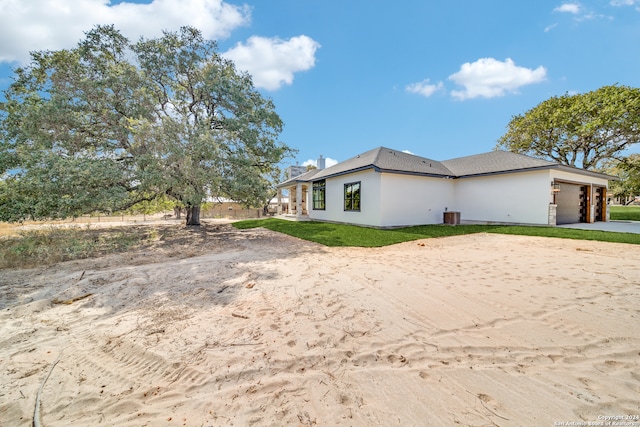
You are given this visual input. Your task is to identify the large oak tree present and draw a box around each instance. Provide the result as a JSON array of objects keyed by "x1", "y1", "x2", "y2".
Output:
[
  {"x1": 0, "y1": 26, "x2": 294, "y2": 225},
  {"x1": 497, "y1": 85, "x2": 640, "y2": 170}
]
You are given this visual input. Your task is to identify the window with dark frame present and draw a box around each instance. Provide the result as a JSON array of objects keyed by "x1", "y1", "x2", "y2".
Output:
[
  {"x1": 312, "y1": 179, "x2": 326, "y2": 210},
  {"x1": 344, "y1": 181, "x2": 361, "y2": 211}
]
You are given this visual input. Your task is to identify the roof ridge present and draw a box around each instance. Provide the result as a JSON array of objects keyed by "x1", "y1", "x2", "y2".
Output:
[
  {"x1": 375, "y1": 146, "x2": 393, "y2": 163},
  {"x1": 372, "y1": 146, "x2": 386, "y2": 164}
]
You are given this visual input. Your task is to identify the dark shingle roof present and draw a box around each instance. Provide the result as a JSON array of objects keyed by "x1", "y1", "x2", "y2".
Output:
[
  {"x1": 279, "y1": 147, "x2": 615, "y2": 186},
  {"x1": 441, "y1": 150, "x2": 557, "y2": 177},
  {"x1": 307, "y1": 147, "x2": 454, "y2": 181},
  {"x1": 277, "y1": 168, "x2": 323, "y2": 187},
  {"x1": 441, "y1": 150, "x2": 615, "y2": 180}
]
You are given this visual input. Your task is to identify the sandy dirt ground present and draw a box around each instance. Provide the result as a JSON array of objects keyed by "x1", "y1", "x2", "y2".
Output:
[{"x1": 1, "y1": 223, "x2": 639, "y2": 426}]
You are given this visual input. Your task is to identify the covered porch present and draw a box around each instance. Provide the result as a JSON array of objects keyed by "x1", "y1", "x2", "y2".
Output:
[{"x1": 276, "y1": 182, "x2": 310, "y2": 220}]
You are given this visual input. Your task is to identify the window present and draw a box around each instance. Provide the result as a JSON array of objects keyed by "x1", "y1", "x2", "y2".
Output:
[
  {"x1": 312, "y1": 179, "x2": 326, "y2": 210},
  {"x1": 344, "y1": 181, "x2": 361, "y2": 211}
]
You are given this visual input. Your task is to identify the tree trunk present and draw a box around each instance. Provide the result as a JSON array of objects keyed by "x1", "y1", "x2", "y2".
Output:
[
  {"x1": 174, "y1": 206, "x2": 182, "y2": 219},
  {"x1": 185, "y1": 205, "x2": 201, "y2": 226}
]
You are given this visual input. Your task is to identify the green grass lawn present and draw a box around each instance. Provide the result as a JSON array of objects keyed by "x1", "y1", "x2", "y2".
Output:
[
  {"x1": 233, "y1": 218, "x2": 640, "y2": 247},
  {"x1": 610, "y1": 205, "x2": 640, "y2": 221}
]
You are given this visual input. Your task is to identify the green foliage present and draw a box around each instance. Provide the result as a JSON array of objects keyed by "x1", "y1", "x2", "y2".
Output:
[
  {"x1": 605, "y1": 154, "x2": 640, "y2": 200},
  {"x1": 0, "y1": 26, "x2": 295, "y2": 224},
  {"x1": 123, "y1": 194, "x2": 176, "y2": 216},
  {"x1": 233, "y1": 219, "x2": 640, "y2": 246},
  {"x1": 497, "y1": 85, "x2": 640, "y2": 169}
]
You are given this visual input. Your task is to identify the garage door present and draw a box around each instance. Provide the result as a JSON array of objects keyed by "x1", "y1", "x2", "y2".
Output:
[{"x1": 556, "y1": 183, "x2": 586, "y2": 224}]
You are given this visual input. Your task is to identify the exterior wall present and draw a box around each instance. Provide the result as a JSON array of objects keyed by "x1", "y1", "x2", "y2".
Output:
[
  {"x1": 307, "y1": 170, "x2": 454, "y2": 227},
  {"x1": 303, "y1": 167, "x2": 612, "y2": 227},
  {"x1": 308, "y1": 169, "x2": 383, "y2": 227},
  {"x1": 453, "y1": 170, "x2": 553, "y2": 225},
  {"x1": 379, "y1": 173, "x2": 455, "y2": 226}
]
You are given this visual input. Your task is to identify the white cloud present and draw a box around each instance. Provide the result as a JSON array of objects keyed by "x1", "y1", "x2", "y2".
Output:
[
  {"x1": 303, "y1": 157, "x2": 338, "y2": 168},
  {"x1": 448, "y1": 58, "x2": 547, "y2": 100},
  {"x1": 544, "y1": 23, "x2": 559, "y2": 32},
  {"x1": 0, "y1": 0, "x2": 250, "y2": 64},
  {"x1": 405, "y1": 79, "x2": 444, "y2": 97},
  {"x1": 552, "y1": 2, "x2": 611, "y2": 22},
  {"x1": 326, "y1": 158, "x2": 338, "y2": 168},
  {"x1": 610, "y1": 0, "x2": 636, "y2": 5},
  {"x1": 554, "y1": 3, "x2": 582, "y2": 13},
  {"x1": 223, "y1": 35, "x2": 320, "y2": 91}
]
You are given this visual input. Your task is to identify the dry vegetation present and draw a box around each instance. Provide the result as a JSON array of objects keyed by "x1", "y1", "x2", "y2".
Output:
[{"x1": 0, "y1": 221, "x2": 237, "y2": 270}]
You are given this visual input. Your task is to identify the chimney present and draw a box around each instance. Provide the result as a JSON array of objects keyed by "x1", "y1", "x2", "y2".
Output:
[{"x1": 317, "y1": 155, "x2": 326, "y2": 170}]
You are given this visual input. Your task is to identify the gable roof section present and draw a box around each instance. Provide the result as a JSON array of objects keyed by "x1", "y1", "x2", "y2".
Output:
[
  {"x1": 442, "y1": 150, "x2": 615, "y2": 180},
  {"x1": 369, "y1": 147, "x2": 454, "y2": 176},
  {"x1": 441, "y1": 150, "x2": 556, "y2": 176},
  {"x1": 302, "y1": 147, "x2": 453, "y2": 182}
]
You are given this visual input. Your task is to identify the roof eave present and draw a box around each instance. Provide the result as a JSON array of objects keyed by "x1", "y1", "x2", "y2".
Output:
[
  {"x1": 555, "y1": 165, "x2": 619, "y2": 181},
  {"x1": 455, "y1": 164, "x2": 618, "y2": 180},
  {"x1": 311, "y1": 165, "x2": 376, "y2": 181},
  {"x1": 376, "y1": 168, "x2": 453, "y2": 179},
  {"x1": 277, "y1": 165, "x2": 377, "y2": 186}
]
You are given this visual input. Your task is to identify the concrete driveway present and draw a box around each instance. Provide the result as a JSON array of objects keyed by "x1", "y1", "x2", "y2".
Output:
[{"x1": 557, "y1": 220, "x2": 640, "y2": 234}]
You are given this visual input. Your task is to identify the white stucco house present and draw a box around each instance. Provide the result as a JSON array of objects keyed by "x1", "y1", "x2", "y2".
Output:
[{"x1": 276, "y1": 147, "x2": 615, "y2": 227}]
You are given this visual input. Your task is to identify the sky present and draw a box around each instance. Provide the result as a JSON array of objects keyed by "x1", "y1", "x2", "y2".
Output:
[{"x1": 0, "y1": 0, "x2": 639, "y2": 169}]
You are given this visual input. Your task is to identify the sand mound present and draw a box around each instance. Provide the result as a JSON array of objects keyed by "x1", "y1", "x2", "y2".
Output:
[{"x1": 1, "y1": 225, "x2": 639, "y2": 426}]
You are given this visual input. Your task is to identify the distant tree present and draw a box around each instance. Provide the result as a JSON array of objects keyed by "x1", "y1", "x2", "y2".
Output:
[
  {"x1": 602, "y1": 154, "x2": 640, "y2": 203},
  {"x1": 497, "y1": 85, "x2": 640, "y2": 170},
  {"x1": 124, "y1": 194, "x2": 176, "y2": 219},
  {"x1": 0, "y1": 26, "x2": 294, "y2": 225}
]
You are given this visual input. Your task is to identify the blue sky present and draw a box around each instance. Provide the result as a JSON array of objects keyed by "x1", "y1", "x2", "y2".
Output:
[{"x1": 1, "y1": 0, "x2": 639, "y2": 169}]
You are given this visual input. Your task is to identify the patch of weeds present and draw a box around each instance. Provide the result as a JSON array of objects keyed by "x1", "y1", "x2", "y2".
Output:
[{"x1": 0, "y1": 226, "x2": 157, "y2": 269}]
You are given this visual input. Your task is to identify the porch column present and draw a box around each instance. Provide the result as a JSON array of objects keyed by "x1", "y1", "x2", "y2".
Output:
[
  {"x1": 277, "y1": 188, "x2": 282, "y2": 215},
  {"x1": 296, "y1": 183, "x2": 303, "y2": 218},
  {"x1": 288, "y1": 186, "x2": 293, "y2": 214},
  {"x1": 548, "y1": 204, "x2": 557, "y2": 226},
  {"x1": 587, "y1": 185, "x2": 594, "y2": 223}
]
